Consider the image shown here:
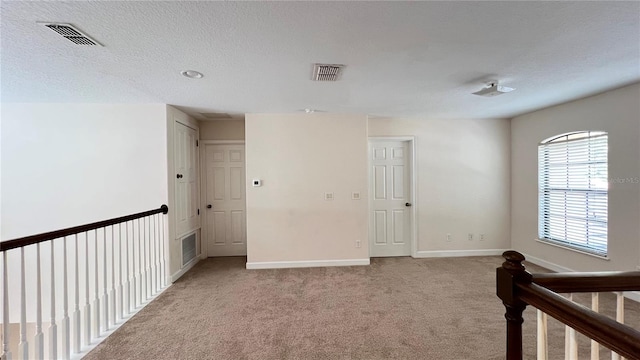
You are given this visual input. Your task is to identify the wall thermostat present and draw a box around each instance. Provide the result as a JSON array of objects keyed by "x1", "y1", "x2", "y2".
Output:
[{"x1": 252, "y1": 179, "x2": 262, "y2": 187}]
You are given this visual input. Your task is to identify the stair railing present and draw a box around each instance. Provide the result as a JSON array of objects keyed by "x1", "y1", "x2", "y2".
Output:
[
  {"x1": 1, "y1": 204, "x2": 169, "y2": 360},
  {"x1": 497, "y1": 250, "x2": 640, "y2": 360}
]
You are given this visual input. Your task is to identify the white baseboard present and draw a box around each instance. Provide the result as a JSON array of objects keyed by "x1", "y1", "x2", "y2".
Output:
[
  {"x1": 170, "y1": 256, "x2": 201, "y2": 282},
  {"x1": 246, "y1": 258, "x2": 370, "y2": 270},
  {"x1": 413, "y1": 249, "x2": 508, "y2": 258},
  {"x1": 522, "y1": 252, "x2": 640, "y2": 303}
]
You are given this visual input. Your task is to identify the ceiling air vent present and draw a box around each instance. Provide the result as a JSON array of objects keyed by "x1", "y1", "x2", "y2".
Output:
[
  {"x1": 40, "y1": 23, "x2": 102, "y2": 46},
  {"x1": 312, "y1": 64, "x2": 344, "y2": 81}
]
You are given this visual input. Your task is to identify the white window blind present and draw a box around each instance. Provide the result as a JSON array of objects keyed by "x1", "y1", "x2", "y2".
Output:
[{"x1": 538, "y1": 131, "x2": 608, "y2": 256}]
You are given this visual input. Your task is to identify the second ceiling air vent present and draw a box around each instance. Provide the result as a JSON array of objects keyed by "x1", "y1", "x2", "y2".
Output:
[
  {"x1": 40, "y1": 23, "x2": 102, "y2": 46},
  {"x1": 312, "y1": 64, "x2": 345, "y2": 81}
]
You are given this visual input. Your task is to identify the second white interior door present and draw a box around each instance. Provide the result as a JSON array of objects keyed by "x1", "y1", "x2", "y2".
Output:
[
  {"x1": 369, "y1": 140, "x2": 412, "y2": 257},
  {"x1": 204, "y1": 144, "x2": 247, "y2": 256}
]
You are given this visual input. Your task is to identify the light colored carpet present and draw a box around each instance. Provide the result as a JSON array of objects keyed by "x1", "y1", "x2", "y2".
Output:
[{"x1": 84, "y1": 256, "x2": 639, "y2": 360}]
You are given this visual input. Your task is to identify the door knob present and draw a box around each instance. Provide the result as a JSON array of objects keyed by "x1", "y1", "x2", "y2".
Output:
[
  {"x1": 207, "y1": 204, "x2": 212, "y2": 209},
  {"x1": 405, "y1": 202, "x2": 412, "y2": 207}
]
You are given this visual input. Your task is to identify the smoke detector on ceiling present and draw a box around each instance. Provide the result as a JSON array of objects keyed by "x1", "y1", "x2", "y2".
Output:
[
  {"x1": 472, "y1": 81, "x2": 515, "y2": 97},
  {"x1": 39, "y1": 22, "x2": 102, "y2": 46},
  {"x1": 312, "y1": 64, "x2": 345, "y2": 81}
]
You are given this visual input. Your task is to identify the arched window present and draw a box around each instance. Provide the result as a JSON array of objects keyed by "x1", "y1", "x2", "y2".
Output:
[{"x1": 538, "y1": 131, "x2": 608, "y2": 256}]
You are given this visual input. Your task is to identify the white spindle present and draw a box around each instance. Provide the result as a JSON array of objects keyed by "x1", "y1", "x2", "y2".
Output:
[
  {"x1": 152, "y1": 214, "x2": 158, "y2": 294},
  {"x1": 110, "y1": 226, "x2": 116, "y2": 326},
  {"x1": 161, "y1": 214, "x2": 166, "y2": 287},
  {"x1": 135, "y1": 219, "x2": 143, "y2": 306},
  {"x1": 135, "y1": 219, "x2": 141, "y2": 308},
  {"x1": 131, "y1": 221, "x2": 137, "y2": 309},
  {"x1": 2, "y1": 251, "x2": 11, "y2": 360},
  {"x1": 118, "y1": 224, "x2": 124, "y2": 320},
  {"x1": 156, "y1": 214, "x2": 162, "y2": 290},
  {"x1": 537, "y1": 309, "x2": 548, "y2": 360},
  {"x1": 612, "y1": 292, "x2": 625, "y2": 360},
  {"x1": 83, "y1": 232, "x2": 91, "y2": 346},
  {"x1": 146, "y1": 217, "x2": 152, "y2": 299},
  {"x1": 2, "y1": 251, "x2": 12, "y2": 360},
  {"x1": 18, "y1": 248, "x2": 28, "y2": 360},
  {"x1": 61, "y1": 237, "x2": 70, "y2": 360},
  {"x1": 34, "y1": 244, "x2": 44, "y2": 360},
  {"x1": 72, "y1": 235, "x2": 81, "y2": 355},
  {"x1": 125, "y1": 221, "x2": 131, "y2": 315},
  {"x1": 591, "y1": 292, "x2": 599, "y2": 360},
  {"x1": 93, "y1": 231, "x2": 100, "y2": 337},
  {"x1": 49, "y1": 241, "x2": 58, "y2": 359},
  {"x1": 142, "y1": 217, "x2": 147, "y2": 302},
  {"x1": 564, "y1": 294, "x2": 577, "y2": 360},
  {"x1": 102, "y1": 228, "x2": 109, "y2": 331}
]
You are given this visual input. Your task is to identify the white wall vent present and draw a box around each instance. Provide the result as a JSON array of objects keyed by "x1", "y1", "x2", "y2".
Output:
[
  {"x1": 312, "y1": 64, "x2": 345, "y2": 81},
  {"x1": 40, "y1": 23, "x2": 103, "y2": 46},
  {"x1": 182, "y1": 232, "x2": 198, "y2": 266}
]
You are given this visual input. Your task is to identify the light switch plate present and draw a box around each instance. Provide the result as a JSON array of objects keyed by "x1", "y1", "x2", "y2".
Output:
[
  {"x1": 352, "y1": 192, "x2": 361, "y2": 200},
  {"x1": 324, "y1": 192, "x2": 334, "y2": 201}
]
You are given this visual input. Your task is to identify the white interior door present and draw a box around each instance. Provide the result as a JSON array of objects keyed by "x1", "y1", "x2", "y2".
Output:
[
  {"x1": 204, "y1": 144, "x2": 247, "y2": 256},
  {"x1": 369, "y1": 140, "x2": 412, "y2": 257},
  {"x1": 175, "y1": 122, "x2": 199, "y2": 237}
]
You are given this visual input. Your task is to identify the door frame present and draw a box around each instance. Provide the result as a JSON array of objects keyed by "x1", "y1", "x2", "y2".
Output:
[
  {"x1": 200, "y1": 140, "x2": 246, "y2": 257},
  {"x1": 367, "y1": 136, "x2": 418, "y2": 258},
  {"x1": 166, "y1": 106, "x2": 201, "y2": 283}
]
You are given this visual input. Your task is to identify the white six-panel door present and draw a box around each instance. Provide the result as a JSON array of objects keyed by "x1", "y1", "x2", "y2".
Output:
[
  {"x1": 369, "y1": 140, "x2": 412, "y2": 257},
  {"x1": 175, "y1": 122, "x2": 199, "y2": 237},
  {"x1": 204, "y1": 144, "x2": 247, "y2": 256}
]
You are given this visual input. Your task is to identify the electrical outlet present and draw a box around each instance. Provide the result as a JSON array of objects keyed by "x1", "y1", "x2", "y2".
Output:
[
  {"x1": 355, "y1": 240, "x2": 361, "y2": 248},
  {"x1": 446, "y1": 233, "x2": 452, "y2": 242},
  {"x1": 480, "y1": 234, "x2": 485, "y2": 241},
  {"x1": 468, "y1": 233, "x2": 473, "y2": 241},
  {"x1": 324, "y1": 192, "x2": 334, "y2": 201}
]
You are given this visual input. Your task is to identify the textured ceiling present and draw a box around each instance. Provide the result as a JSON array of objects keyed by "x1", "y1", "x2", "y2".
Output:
[{"x1": 1, "y1": 1, "x2": 639, "y2": 119}]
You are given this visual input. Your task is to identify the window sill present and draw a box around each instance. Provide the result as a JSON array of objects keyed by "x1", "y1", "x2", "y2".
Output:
[{"x1": 535, "y1": 238, "x2": 609, "y2": 261}]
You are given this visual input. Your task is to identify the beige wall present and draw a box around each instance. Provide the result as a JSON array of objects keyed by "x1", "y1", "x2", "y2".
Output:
[
  {"x1": 1, "y1": 103, "x2": 168, "y2": 239},
  {"x1": 245, "y1": 113, "x2": 369, "y2": 264},
  {"x1": 368, "y1": 118, "x2": 511, "y2": 253},
  {"x1": 199, "y1": 120, "x2": 245, "y2": 140},
  {"x1": 511, "y1": 83, "x2": 640, "y2": 271}
]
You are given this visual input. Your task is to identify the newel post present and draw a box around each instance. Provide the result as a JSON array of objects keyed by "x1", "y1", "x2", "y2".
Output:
[{"x1": 497, "y1": 250, "x2": 532, "y2": 360}]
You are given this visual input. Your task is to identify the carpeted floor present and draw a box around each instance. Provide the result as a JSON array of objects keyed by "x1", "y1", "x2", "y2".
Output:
[{"x1": 84, "y1": 256, "x2": 639, "y2": 360}]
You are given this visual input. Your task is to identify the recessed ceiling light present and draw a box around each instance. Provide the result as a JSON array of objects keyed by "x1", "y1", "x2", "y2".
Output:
[
  {"x1": 181, "y1": 70, "x2": 203, "y2": 79},
  {"x1": 304, "y1": 108, "x2": 316, "y2": 113}
]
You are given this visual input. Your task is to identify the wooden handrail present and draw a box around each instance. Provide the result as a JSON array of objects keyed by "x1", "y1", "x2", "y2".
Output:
[
  {"x1": 533, "y1": 272, "x2": 640, "y2": 293},
  {"x1": 518, "y1": 282, "x2": 640, "y2": 359},
  {"x1": 496, "y1": 250, "x2": 640, "y2": 360},
  {"x1": 0, "y1": 204, "x2": 169, "y2": 252}
]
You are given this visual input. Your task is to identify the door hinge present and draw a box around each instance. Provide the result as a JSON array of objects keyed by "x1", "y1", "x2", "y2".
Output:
[
  {"x1": 197, "y1": 209, "x2": 200, "y2": 215},
  {"x1": 196, "y1": 140, "x2": 199, "y2": 147}
]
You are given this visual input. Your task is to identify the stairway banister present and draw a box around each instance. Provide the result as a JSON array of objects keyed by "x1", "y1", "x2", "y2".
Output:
[
  {"x1": 0, "y1": 204, "x2": 169, "y2": 252},
  {"x1": 497, "y1": 250, "x2": 640, "y2": 360},
  {"x1": 517, "y1": 281, "x2": 640, "y2": 359},
  {"x1": 532, "y1": 272, "x2": 640, "y2": 293}
]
